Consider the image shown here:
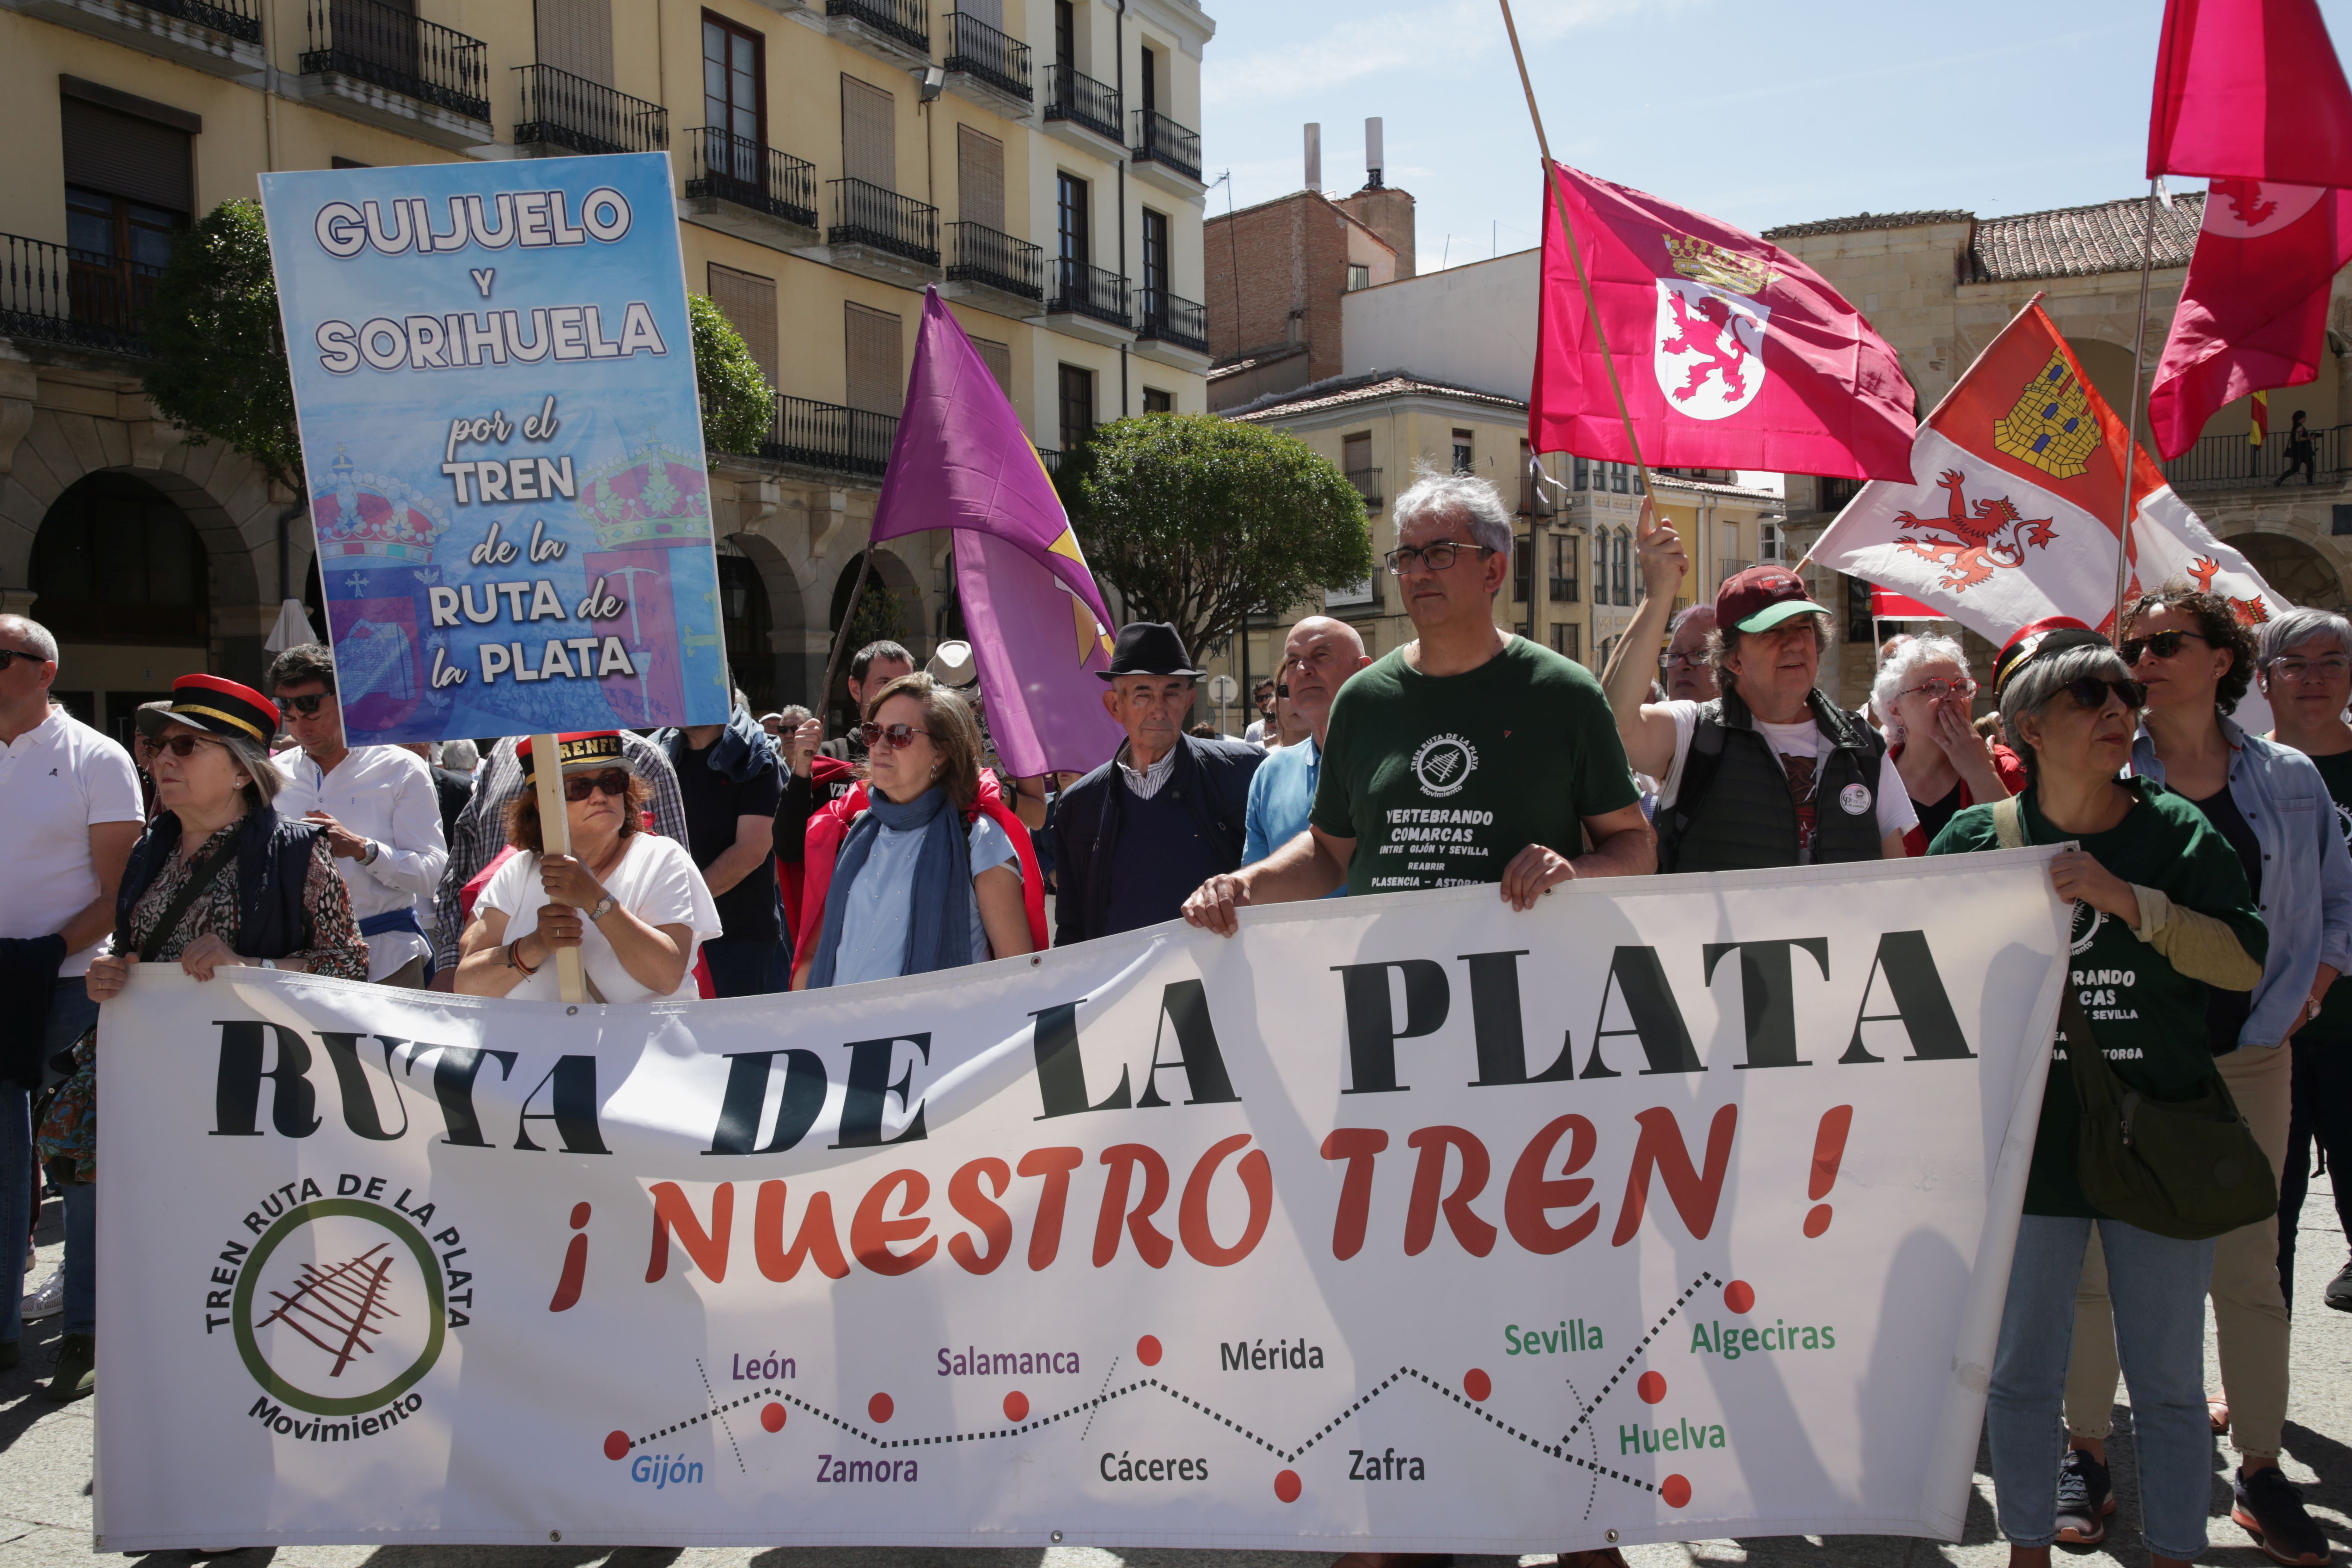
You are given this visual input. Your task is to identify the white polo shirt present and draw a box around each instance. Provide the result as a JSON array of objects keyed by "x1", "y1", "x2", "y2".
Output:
[
  {"x1": 0, "y1": 706, "x2": 144, "y2": 976},
  {"x1": 273, "y1": 744, "x2": 448, "y2": 981}
]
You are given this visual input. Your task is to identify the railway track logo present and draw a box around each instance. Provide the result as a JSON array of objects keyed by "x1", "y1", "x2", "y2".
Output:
[{"x1": 233, "y1": 1197, "x2": 447, "y2": 1417}]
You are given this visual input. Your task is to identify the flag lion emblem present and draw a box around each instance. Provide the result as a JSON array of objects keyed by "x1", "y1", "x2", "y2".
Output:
[{"x1": 1891, "y1": 470, "x2": 2057, "y2": 593}]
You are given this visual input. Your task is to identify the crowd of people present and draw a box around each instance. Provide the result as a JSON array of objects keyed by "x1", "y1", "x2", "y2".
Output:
[{"x1": 1, "y1": 464, "x2": 2350, "y2": 1568}]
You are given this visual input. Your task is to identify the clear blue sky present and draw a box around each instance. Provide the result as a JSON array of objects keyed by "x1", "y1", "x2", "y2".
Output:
[{"x1": 1200, "y1": 0, "x2": 2352, "y2": 271}]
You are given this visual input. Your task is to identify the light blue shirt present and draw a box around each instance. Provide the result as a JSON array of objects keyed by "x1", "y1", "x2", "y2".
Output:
[
  {"x1": 832, "y1": 814, "x2": 1020, "y2": 985},
  {"x1": 1243, "y1": 736, "x2": 1329, "y2": 883},
  {"x1": 2128, "y1": 714, "x2": 2352, "y2": 1047}
]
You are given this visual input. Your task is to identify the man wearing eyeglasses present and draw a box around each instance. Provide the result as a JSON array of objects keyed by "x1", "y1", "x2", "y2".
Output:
[
  {"x1": 1183, "y1": 472, "x2": 1652, "y2": 937},
  {"x1": 266, "y1": 643, "x2": 448, "y2": 987}
]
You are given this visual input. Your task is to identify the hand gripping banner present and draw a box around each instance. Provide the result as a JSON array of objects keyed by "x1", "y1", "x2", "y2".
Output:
[{"x1": 95, "y1": 853, "x2": 2066, "y2": 1553}]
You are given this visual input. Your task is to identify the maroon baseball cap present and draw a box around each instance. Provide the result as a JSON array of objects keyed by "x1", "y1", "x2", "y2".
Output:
[{"x1": 1715, "y1": 565, "x2": 1830, "y2": 634}]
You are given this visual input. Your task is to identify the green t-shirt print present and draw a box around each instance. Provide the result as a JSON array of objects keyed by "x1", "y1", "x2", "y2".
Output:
[{"x1": 1309, "y1": 637, "x2": 1641, "y2": 898}]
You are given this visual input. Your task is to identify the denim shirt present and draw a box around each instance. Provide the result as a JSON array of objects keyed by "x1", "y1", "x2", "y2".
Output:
[{"x1": 2128, "y1": 714, "x2": 2352, "y2": 1047}]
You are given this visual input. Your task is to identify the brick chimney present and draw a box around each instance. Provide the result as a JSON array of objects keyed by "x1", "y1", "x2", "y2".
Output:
[{"x1": 1335, "y1": 117, "x2": 1416, "y2": 279}]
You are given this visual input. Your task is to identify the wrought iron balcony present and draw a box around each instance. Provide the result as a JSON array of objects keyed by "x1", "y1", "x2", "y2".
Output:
[
  {"x1": 1344, "y1": 466, "x2": 1382, "y2": 505},
  {"x1": 301, "y1": 0, "x2": 489, "y2": 121},
  {"x1": 1048, "y1": 258, "x2": 1129, "y2": 330},
  {"x1": 825, "y1": 0, "x2": 926, "y2": 52},
  {"x1": 514, "y1": 65, "x2": 667, "y2": 155},
  {"x1": 1135, "y1": 287, "x2": 1207, "y2": 353},
  {"x1": 760, "y1": 395, "x2": 898, "y2": 478},
  {"x1": 943, "y1": 11, "x2": 1030, "y2": 101},
  {"x1": 828, "y1": 178, "x2": 938, "y2": 266},
  {"x1": 1044, "y1": 62, "x2": 1121, "y2": 143},
  {"x1": 1131, "y1": 109, "x2": 1201, "y2": 183},
  {"x1": 124, "y1": 0, "x2": 262, "y2": 42},
  {"x1": 2164, "y1": 423, "x2": 2346, "y2": 489},
  {"x1": 1036, "y1": 446, "x2": 1064, "y2": 475},
  {"x1": 1549, "y1": 577, "x2": 1580, "y2": 603},
  {"x1": 0, "y1": 233, "x2": 159, "y2": 356},
  {"x1": 946, "y1": 222, "x2": 1042, "y2": 300},
  {"x1": 685, "y1": 129, "x2": 816, "y2": 229}
]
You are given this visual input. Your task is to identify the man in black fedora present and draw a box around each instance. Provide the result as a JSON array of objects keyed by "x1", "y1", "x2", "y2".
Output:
[{"x1": 1051, "y1": 622, "x2": 1264, "y2": 945}]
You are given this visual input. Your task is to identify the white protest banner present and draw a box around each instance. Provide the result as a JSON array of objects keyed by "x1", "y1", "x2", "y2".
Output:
[{"x1": 96, "y1": 853, "x2": 2065, "y2": 1553}]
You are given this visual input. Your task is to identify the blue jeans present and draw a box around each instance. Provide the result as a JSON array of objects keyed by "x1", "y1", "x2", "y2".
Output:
[
  {"x1": 9, "y1": 978, "x2": 95, "y2": 1348},
  {"x1": 1989, "y1": 1213, "x2": 2216, "y2": 1560},
  {"x1": 701, "y1": 937, "x2": 788, "y2": 998},
  {"x1": 59, "y1": 1179, "x2": 92, "y2": 1339}
]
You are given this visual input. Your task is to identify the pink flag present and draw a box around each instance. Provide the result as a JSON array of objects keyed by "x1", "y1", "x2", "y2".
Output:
[
  {"x1": 2148, "y1": 180, "x2": 2352, "y2": 459},
  {"x1": 2147, "y1": 0, "x2": 2352, "y2": 187},
  {"x1": 1528, "y1": 162, "x2": 1917, "y2": 481}
]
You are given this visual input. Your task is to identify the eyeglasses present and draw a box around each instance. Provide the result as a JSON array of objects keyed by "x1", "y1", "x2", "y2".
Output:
[
  {"x1": 2268, "y1": 655, "x2": 2352, "y2": 683},
  {"x1": 859, "y1": 721, "x2": 934, "y2": 751},
  {"x1": 2057, "y1": 676, "x2": 2148, "y2": 711},
  {"x1": 0, "y1": 649, "x2": 45, "y2": 670},
  {"x1": 1900, "y1": 677, "x2": 1978, "y2": 701},
  {"x1": 1384, "y1": 541, "x2": 1493, "y2": 576},
  {"x1": 278, "y1": 693, "x2": 332, "y2": 715},
  {"x1": 563, "y1": 769, "x2": 630, "y2": 802},
  {"x1": 157, "y1": 734, "x2": 226, "y2": 758},
  {"x1": 2119, "y1": 630, "x2": 2210, "y2": 664},
  {"x1": 1660, "y1": 652, "x2": 1708, "y2": 671}
]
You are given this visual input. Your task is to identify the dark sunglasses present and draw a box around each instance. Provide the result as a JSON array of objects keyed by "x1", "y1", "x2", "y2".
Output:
[
  {"x1": 2119, "y1": 630, "x2": 2209, "y2": 664},
  {"x1": 0, "y1": 648, "x2": 45, "y2": 670},
  {"x1": 278, "y1": 692, "x2": 332, "y2": 715},
  {"x1": 2058, "y1": 676, "x2": 2147, "y2": 711},
  {"x1": 859, "y1": 721, "x2": 932, "y2": 751},
  {"x1": 563, "y1": 769, "x2": 630, "y2": 802},
  {"x1": 158, "y1": 733, "x2": 225, "y2": 757}
]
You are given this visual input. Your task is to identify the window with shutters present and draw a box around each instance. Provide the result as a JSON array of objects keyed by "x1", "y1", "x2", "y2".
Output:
[
  {"x1": 1548, "y1": 622, "x2": 1581, "y2": 662},
  {"x1": 61, "y1": 95, "x2": 191, "y2": 336},
  {"x1": 1142, "y1": 387, "x2": 1173, "y2": 413},
  {"x1": 844, "y1": 302, "x2": 904, "y2": 416},
  {"x1": 962, "y1": 0, "x2": 1001, "y2": 22},
  {"x1": 702, "y1": 13, "x2": 763, "y2": 149},
  {"x1": 840, "y1": 75, "x2": 896, "y2": 190},
  {"x1": 1141, "y1": 207, "x2": 1167, "y2": 298},
  {"x1": 1057, "y1": 172, "x2": 1089, "y2": 263},
  {"x1": 1452, "y1": 429, "x2": 1473, "y2": 475},
  {"x1": 956, "y1": 124, "x2": 1005, "y2": 232},
  {"x1": 1054, "y1": 0, "x2": 1074, "y2": 66},
  {"x1": 1139, "y1": 42, "x2": 1158, "y2": 119},
  {"x1": 536, "y1": 0, "x2": 613, "y2": 86},
  {"x1": 707, "y1": 264, "x2": 778, "y2": 393},
  {"x1": 1058, "y1": 363, "x2": 1095, "y2": 452},
  {"x1": 971, "y1": 336, "x2": 1013, "y2": 398}
]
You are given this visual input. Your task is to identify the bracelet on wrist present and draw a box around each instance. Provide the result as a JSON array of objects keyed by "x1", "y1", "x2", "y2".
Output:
[{"x1": 506, "y1": 938, "x2": 540, "y2": 976}]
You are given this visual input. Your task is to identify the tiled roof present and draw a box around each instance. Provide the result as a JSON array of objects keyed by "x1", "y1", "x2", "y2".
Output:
[
  {"x1": 1963, "y1": 191, "x2": 2203, "y2": 282},
  {"x1": 1762, "y1": 209, "x2": 1973, "y2": 240},
  {"x1": 1207, "y1": 342, "x2": 1308, "y2": 381},
  {"x1": 1225, "y1": 370, "x2": 1526, "y2": 420}
]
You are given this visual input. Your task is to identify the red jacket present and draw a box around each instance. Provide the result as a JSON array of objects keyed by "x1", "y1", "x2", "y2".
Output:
[
  {"x1": 777, "y1": 755, "x2": 859, "y2": 941},
  {"x1": 792, "y1": 773, "x2": 1047, "y2": 986},
  {"x1": 1897, "y1": 741, "x2": 2031, "y2": 856}
]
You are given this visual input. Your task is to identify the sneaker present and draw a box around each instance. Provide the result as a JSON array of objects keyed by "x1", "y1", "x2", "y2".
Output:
[
  {"x1": 2054, "y1": 1447, "x2": 2114, "y2": 1547},
  {"x1": 2232, "y1": 1464, "x2": 2332, "y2": 1566},
  {"x1": 43, "y1": 1333, "x2": 92, "y2": 1404},
  {"x1": 2327, "y1": 1261, "x2": 2352, "y2": 1314},
  {"x1": 21, "y1": 1270, "x2": 62, "y2": 1321}
]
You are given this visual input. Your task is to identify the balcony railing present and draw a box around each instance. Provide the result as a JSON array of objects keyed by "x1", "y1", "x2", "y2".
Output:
[
  {"x1": 302, "y1": 0, "x2": 490, "y2": 121},
  {"x1": 943, "y1": 11, "x2": 1031, "y2": 101},
  {"x1": 825, "y1": 0, "x2": 927, "y2": 52},
  {"x1": 1548, "y1": 577, "x2": 1580, "y2": 603},
  {"x1": 0, "y1": 234, "x2": 159, "y2": 356},
  {"x1": 2164, "y1": 424, "x2": 2347, "y2": 489},
  {"x1": 127, "y1": 0, "x2": 263, "y2": 42},
  {"x1": 760, "y1": 395, "x2": 898, "y2": 478},
  {"x1": 1135, "y1": 287, "x2": 1207, "y2": 353},
  {"x1": 1048, "y1": 257, "x2": 1128, "y2": 329},
  {"x1": 1345, "y1": 466, "x2": 1382, "y2": 505},
  {"x1": 1817, "y1": 475, "x2": 1863, "y2": 513},
  {"x1": 1044, "y1": 63, "x2": 1121, "y2": 143},
  {"x1": 1131, "y1": 109, "x2": 1202, "y2": 183},
  {"x1": 946, "y1": 222, "x2": 1042, "y2": 300},
  {"x1": 1036, "y1": 446, "x2": 1063, "y2": 475},
  {"x1": 686, "y1": 129, "x2": 816, "y2": 228},
  {"x1": 828, "y1": 178, "x2": 938, "y2": 266},
  {"x1": 514, "y1": 65, "x2": 667, "y2": 154}
]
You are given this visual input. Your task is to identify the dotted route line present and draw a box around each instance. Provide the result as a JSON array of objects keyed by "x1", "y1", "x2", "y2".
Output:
[
  {"x1": 694, "y1": 1358, "x2": 747, "y2": 1475},
  {"x1": 1560, "y1": 1369, "x2": 1600, "y2": 1522},
  {"x1": 1077, "y1": 1354, "x2": 1120, "y2": 1444},
  {"x1": 630, "y1": 1384, "x2": 787, "y2": 1449},
  {"x1": 1563, "y1": 1272, "x2": 1716, "y2": 1442}
]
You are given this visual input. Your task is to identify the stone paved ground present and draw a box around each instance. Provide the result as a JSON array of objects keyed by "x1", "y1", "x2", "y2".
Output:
[{"x1": 3, "y1": 1173, "x2": 2347, "y2": 1568}]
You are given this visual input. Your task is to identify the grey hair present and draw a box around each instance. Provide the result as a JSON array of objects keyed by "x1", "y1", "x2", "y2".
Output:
[
  {"x1": 2257, "y1": 606, "x2": 2352, "y2": 666},
  {"x1": 0, "y1": 615, "x2": 58, "y2": 663},
  {"x1": 1870, "y1": 634, "x2": 1972, "y2": 742},
  {"x1": 221, "y1": 732, "x2": 285, "y2": 806},
  {"x1": 441, "y1": 738, "x2": 481, "y2": 772},
  {"x1": 1667, "y1": 604, "x2": 1718, "y2": 638},
  {"x1": 1997, "y1": 641, "x2": 2135, "y2": 784},
  {"x1": 1706, "y1": 615, "x2": 1831, "y2": 695},
  {"x1": 776, "y1": 704, "x2": 814, "y2": 729},
  {"x1": 1392, "y1": 468, "x2": 1514, "y2": 558}
]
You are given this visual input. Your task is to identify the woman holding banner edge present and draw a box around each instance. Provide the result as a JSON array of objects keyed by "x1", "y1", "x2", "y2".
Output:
[{"x1": 1929, "y1": 619, "x2": 2265, "y2": 1568}]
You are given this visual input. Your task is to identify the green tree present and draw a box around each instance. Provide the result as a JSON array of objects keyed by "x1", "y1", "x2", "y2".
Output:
[
  {"x1": 1054, "y1": 413, "x2": 1372, "y2": 657},
  {"x1": 142, "y1": 199, "x2": 302, "y2": 497},
  {"x1": 690, "y1": 294, "x2": 773, "y2": 456},
  {"x1": 846, "y1": 579, "x2": 910, "y2": 651}
]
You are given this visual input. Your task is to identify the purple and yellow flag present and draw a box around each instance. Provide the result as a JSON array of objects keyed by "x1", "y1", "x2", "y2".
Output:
[{"x1": 870, "y1": 288, "x2": 1123, "y2": 777}]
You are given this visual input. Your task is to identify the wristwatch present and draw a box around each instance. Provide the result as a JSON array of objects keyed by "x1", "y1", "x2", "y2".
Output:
[
  {"x1": 587, "y1": 896, "x2": 616, "y2": 924},
  {"x1": 360, "y1": 839, "x2": 380, "y2": 866},
  {"x1": 256, "y1": 959, "x2": 278, "y2": 971}
]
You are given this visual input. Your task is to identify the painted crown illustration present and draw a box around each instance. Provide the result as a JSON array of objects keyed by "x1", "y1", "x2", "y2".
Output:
[
  {"x1": 579, "y1": 445, "x2": 712, "y2": 551},
  {"x1": 1663, "y1": 232, "x2": 1774, "y2": 297},
  {"x1": 310, "y1": 448, "x2": 450, "y2": 563}
]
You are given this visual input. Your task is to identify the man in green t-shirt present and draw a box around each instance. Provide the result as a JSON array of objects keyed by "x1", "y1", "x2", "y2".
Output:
[{"x1": 1182, "y1": 472, "x2": 1653, "y2": 934}]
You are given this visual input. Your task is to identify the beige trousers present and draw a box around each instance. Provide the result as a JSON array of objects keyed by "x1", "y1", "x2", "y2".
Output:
[
  {"x1": 380, "y1": 956, "x2": 429, "y2": 989},
  {"x1": 2063, "y1": 1041, "x2": 2295, "y2": 1458}
]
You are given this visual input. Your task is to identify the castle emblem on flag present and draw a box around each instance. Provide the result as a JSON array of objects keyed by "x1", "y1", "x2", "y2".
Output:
[
  {"x1": 2187, "y1": 557, "x2": 2272, "y2": 626},
  {"x1": 1993, "y1": 352, "x2": 2101, "y2": 479},
  {"x1": 1890, "y1": 470, "x2": 2057, "y2": 592}
]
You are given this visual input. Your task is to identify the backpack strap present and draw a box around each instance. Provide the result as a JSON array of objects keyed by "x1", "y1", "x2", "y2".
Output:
[
  {"x1": 1991, "y1": 796, "x2": 2027, "y2": 851},
  {"x1": 1660, "y1": 704, "x2": 1729, "y2": 851}
]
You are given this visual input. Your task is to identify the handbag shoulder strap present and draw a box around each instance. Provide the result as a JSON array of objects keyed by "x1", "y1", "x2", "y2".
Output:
[
  {"x1": 127, "y1": 828, "x2": 242, "y2": 964},
  {"x1": 1992, "y1": 795, "x2": 2027, "y2": 850}
]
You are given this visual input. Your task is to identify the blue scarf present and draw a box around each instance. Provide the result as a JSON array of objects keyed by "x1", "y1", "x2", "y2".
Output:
[{"x1": 806, "y1": 785, "x2": 973, "y2": 989}]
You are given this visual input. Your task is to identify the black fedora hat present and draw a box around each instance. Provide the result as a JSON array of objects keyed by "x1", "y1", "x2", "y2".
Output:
[{"x1": 1099, "y1": 622, "x2": 1204, "y2": 681}]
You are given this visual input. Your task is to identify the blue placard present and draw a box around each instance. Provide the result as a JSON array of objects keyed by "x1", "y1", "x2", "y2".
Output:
[{"x1": 260, "y1": 153, "x2": 729, "y2": 745}]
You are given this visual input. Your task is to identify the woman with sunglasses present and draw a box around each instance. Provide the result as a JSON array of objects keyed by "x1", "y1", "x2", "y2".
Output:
[
  {"x1": 1872, "y1": 634, "x2": 2024, "y2": 855},
  {"x1": 792, "y1": 673, "x2": 1045, "y2": 990},
  {"x1": 1931, "y1": 619, "x2": 2266, "y2": 1568},
  {"x1": 453, "y1": 732, "x2": 720, "y2": 1002},
  {"x1": 2052, "y1": 586, "x2": 2352, "y2": 1566}
]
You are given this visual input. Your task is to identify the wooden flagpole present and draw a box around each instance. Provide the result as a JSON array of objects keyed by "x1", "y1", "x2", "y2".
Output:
[
  {"x1": 817, "y1": 541, "x2": 876, "y2": 741},
  {"x1": 2110, "y1": 179, "x2": 2162, "y2": 643},
  {"x1": 528, "y1": 732, "x2": 588, "y2": 1004}
]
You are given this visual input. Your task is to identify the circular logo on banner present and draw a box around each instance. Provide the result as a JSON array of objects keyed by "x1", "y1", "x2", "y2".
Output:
[
  {"x1": 2070, "y1": 900, "x2": 2106, "y2": 956},
  {"x1": 233, "y1": 1197, "x2": 447, "y2": 1416},
  {"x1": 1412, "y1": 734, "x2": 1479, "y2": 798},
  {"x1": 2200, "y1": 178, "x2": 2326, "y2": 239},
  {"x1": 1838, "y1": 783, "x2": 1872, "y2": 816}
]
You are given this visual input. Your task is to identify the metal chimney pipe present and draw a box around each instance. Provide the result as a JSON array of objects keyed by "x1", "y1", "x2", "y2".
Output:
[
  {"x1": 1365, "y1": 116, "x2": 1384, "y2": 187},
  {"x1": 1305, "y1": 123, "x2": 1321, "y2": 191}
]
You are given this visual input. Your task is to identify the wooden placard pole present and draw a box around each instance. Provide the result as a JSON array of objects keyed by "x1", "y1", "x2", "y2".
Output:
[{"x1": 529, "y1": 731, "x2": 589, "y2": 1004}]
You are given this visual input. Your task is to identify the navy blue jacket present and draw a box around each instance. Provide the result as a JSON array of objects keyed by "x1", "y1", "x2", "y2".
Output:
[
  {"x1": 1051, "y1": 734, "x2": 1262, "y2": 946},
  {"x1": 116, "y1": 807, "x2": 322, "y2": 961}
]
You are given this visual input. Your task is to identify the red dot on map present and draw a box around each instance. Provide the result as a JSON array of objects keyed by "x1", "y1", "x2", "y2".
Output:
[
  {"x1": 569, "y1": 1201, "x2": 590, "y2": 1229},
  {"x1": 1662, "y1": 1474, "x2": 1692, "y2": 1509},
  {"x1": 1136, "y1": 1335, "x2": 1163, "y2": 1366},
  {"x1": 603, "y1": 1430, "x2": 629, "y2": 1461},
  {"x1": 1004, "y1": 1391, "x2": 1029, "y2": 1422},
  {"x1": 1724, "y1": 1280, "x2": 1756, "y2": 1314},
  {"x1": 760, "y1": 1403, "x2": 785, "y2": 1433},
  {"x1": 1463, "y1": 1368, "x2": 1491, "y2": 1401},
  {"x1": 1275, "y1": 1469, "x2": 1303, "y2": 1503},
  {"x1": 1803, "y1": 1204, "x2": 1833, "y2": 1238},
  {"x1": 869, "y1": 1393, "x2": 894, "y2": 1423},
  {"x1": 1637, "y1": 1372, "x2": 1667, "y2": 1405}
]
